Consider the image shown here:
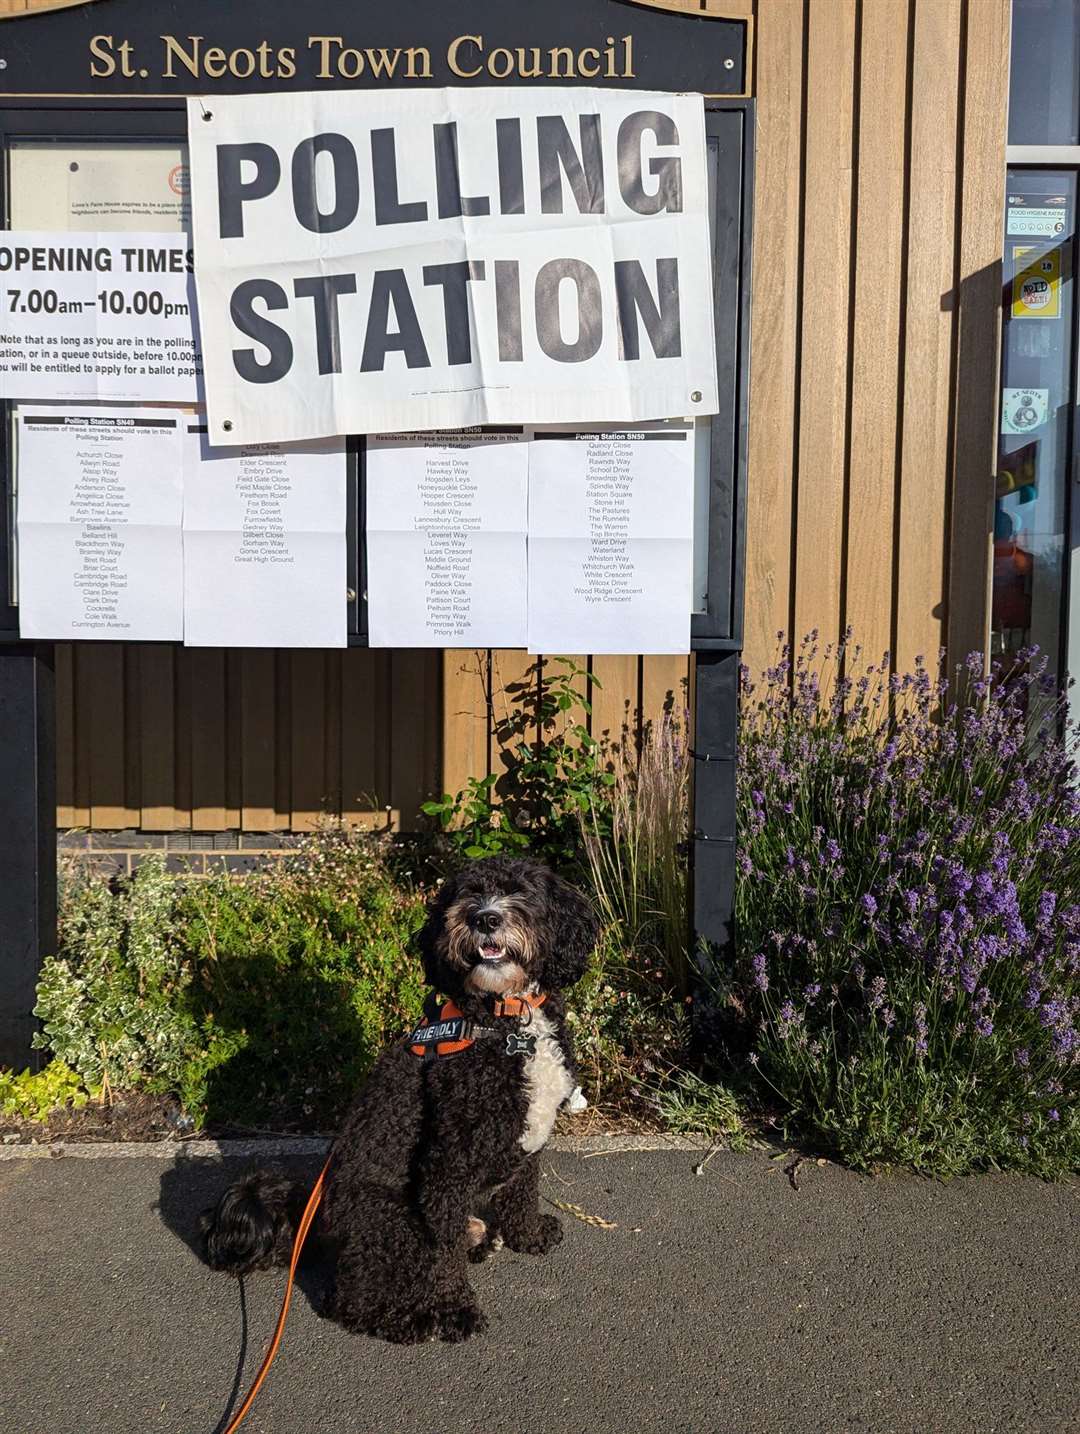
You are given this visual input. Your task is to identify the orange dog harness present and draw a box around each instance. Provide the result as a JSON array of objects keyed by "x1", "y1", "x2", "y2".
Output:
[{"x1": 409, "y1": 993, "x2": 547, "y2": 1059}]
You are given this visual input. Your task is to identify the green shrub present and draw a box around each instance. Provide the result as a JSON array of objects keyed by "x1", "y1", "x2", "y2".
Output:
[
  {"x1": 0, "y1": 1059, "x2": 93, "y2": 1122},
  {"x1": 35, "y1": 829, "x2": 427, "y2": 1129}
]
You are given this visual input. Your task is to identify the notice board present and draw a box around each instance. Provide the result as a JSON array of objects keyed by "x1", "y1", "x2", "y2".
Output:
[{"x1": 0, "y1": 0, "x2": 752, "y2": 653}]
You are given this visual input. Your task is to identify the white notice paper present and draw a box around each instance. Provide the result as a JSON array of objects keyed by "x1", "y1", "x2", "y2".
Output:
[
  {"x1": 17, "y1": 407, "x2": 183, "y2": 640},
  {"x1": 366, "y1": 429, "x2": 528, "y2": 648},
  {"x1": 182, "y1": 426, "x2": 347, "y2": 648},
  {"x1": 527, "y1": 425, "x2": 693, "y2": 654},
  {"x1": 0, "y1": 231, "x2": 201, "y2": 401}
]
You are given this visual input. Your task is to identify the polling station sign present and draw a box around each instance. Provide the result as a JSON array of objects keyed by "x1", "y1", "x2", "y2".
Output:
[{"x1": 187, "y1": 87, "x2": 718, "y2": 444}]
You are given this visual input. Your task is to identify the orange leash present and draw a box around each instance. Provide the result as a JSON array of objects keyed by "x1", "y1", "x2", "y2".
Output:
[{"x1": 220, "y1": 1156, "x2": 331, "y2": 1434}]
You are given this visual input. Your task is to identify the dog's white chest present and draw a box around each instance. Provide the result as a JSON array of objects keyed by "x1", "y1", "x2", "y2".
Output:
[{"x1": 518, "y1": 1008, "x2": 574, "y2": 1154}]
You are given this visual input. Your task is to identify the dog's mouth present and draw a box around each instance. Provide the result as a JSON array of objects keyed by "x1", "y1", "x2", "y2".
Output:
[{"x1": 476, "y1": 938, "x2": 506, "y2": 963}]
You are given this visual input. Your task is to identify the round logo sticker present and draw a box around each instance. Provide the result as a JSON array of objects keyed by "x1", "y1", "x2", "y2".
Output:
[
  {"x1": 1020, "y1": 277, "x2": 1051, "y2": 310},
  {"x1": 168, "y1": 164, "x2": 190, "y2": 197}
]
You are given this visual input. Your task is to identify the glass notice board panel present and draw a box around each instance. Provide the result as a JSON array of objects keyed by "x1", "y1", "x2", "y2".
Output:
[{"x1": 0, "y1": 102, "x2": 751, "y2": 649}]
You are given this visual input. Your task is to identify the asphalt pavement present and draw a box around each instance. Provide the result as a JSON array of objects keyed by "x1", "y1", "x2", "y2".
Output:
[{"x1": 0, "y1": 1140, "x2": 1076, "y2": 1434}]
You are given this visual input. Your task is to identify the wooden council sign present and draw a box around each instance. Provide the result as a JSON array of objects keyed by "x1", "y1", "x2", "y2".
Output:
[{"x1": 0, "y1": 0, "x2": 749, "y2": 97}]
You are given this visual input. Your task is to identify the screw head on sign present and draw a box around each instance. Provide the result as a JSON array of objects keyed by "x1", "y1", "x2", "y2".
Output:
[
  {"x1": 691, "y1": 391, "x2": 702, "y2": 403},
  {"x1": 346, "y1": 588, "x2": 357, "y2": 602},
  {"x1": 0, "y1": 60, "x2": 8, "y2": 71},
  {"x1": 724, "y1": 58, "x2": 735, "y2": 70},
  {"x1": 222, "y1": 420, "x2": 233, "y2": 432}
]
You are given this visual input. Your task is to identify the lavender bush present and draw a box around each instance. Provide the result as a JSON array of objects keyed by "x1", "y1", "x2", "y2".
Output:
[{"x1": 732, "y1": 633, "x2": 1079, "y2": 1177}]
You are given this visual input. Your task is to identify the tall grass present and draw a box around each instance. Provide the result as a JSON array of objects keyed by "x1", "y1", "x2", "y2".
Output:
[{"x1": 580, "y1": 712, "x2": 691, "y2": 995}]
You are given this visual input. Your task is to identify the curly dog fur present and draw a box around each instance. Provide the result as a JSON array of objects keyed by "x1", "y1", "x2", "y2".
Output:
[{"x1": 199, "y1": 856, "x2": 598, "y2": 1343}]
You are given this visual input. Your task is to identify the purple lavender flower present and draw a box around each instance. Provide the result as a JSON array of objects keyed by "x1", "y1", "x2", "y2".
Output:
[
  {"x1": 751, "y1": 952, "x2": 768, "y2": 993},
  {"x1": 974, "y1": 1016, "x2": 994, "y2": 1038}
]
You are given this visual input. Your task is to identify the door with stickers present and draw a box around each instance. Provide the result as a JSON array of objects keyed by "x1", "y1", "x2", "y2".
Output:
[{"x1": 995, "y1": 173, "x2": 1075, "y2": 710}]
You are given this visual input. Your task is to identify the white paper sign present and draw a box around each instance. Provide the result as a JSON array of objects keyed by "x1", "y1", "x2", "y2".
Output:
[
  {"x1": 187, "y1": 87, "x2": 718, "y2": 444},
  {"x1": 366, "y1": 429, "x2": 528, "y2": 647},
  {"x1": 182, "y1": 425, "x2": 347, "y2": 648},
  {"x1": 526, "y1": 424, "x2": 693, "y2": 654},
  {"x1": 16, "y1": 407, "x2": 183, "y2": 640},
  {"x1": 0, "y1": 231, "x2": 201, "y2": 401}
]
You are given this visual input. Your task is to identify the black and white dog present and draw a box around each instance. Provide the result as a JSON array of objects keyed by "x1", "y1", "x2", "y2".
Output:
[{"x1": 200, "y1": 856, "x2": 598, "y2": 1343}]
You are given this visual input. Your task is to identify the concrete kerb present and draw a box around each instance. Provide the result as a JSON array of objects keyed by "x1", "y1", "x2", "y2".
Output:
[{"x1": 0, "y1": 1132, "x2": 705, "y2": 1161}]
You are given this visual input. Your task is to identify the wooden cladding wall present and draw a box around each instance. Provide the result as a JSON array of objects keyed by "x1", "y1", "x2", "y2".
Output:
[
  {"x1": 743, "y1": 0, "x2": 1010, "y2": 680},
  {"x1": 55, "y1": 645, "x2": 441, "y2": 832},
  {"x1": 13, "y1": 0, "x2": 1010, "y2": 831},
  {"x1": 54, "y1": 644, "x2": 688, "y2": 831}
]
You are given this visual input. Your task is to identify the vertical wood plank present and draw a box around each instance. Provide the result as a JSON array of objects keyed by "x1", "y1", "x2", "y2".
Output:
[
  {"x1": 189, "y1": 648, "x2": 229, "y2": 830},
  {"x1": 793, "y1": 0, "x2": 857, "y2": 651},
  {"x1": 388, "y1": 650, "x2": 440, "y2": 828},
  {"x1": 744, "y1": 0, "x2": 803, "y2": 675},
  {"x1": 590, "y1": 654, "x2": 639, "y2": 757},
  {"x1": 88, "y1": 645, "x2": 137, "y2": 828},
  {"x1": 72, "y1": 646, "x2": 93, "y2": 825},
  {"x1": 173, "y1": 643, "x2": 192, "y2": 828},
  {"x1": 224, "y1": 651, "x2": 244, "y2": 827},
  {"x1": 490, "y1": 649, "x2": 538, "y2": 791},
  {"x1": 441, "y1": 649, "x2": 491, "y2": 797},
  {"x1": 897, "y1": 0, "x2": 962, "y2": 675},
  {"x1": 324, "y1": 649, "x2": 343, "y2": 817},
  {"x1": 846, "y1": 0, "x2": 910, "y2": 666},
  {"x1": 948, "y1": 0, "x2": 1010, "y2": 668},
  {"x1": 290, "y1": 649, "x2": 328, "y2": 829},
  {"x1": 641, "y1": 656, "x2": 690, "y2": 737},
  {"x1": 341, "y1": 648, "x2": 393, "y2": 821},
  {"x1": 54, "y1": 643, "x2": 78, "y2": 827},
  {"x1": 137, "y1": 645, "x2": 176, "y2": 831},
  {"x1": 240, "y1": 650, "x2": 280, "y2": 830}
]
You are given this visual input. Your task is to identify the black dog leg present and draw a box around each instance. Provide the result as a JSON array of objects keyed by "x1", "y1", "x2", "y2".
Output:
[
  {"x1": 327, "y1": 1187, "x2": 441, "y2": 1345},
  {"x1": 490, "y1": 1154, "x2": 563, "y2": 1256},
  {"x1": 418, "y1": 1155, "x2": 488, "y2": 1342}
]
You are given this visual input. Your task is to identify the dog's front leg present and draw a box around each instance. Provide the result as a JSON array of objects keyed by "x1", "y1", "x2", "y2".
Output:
[
  {"x1": 417, "y1": 1152, "x2": 488, "y2": 1342},
  {"x1": 490, "y1": 1152, "x2": 563, "y2": 1255}
]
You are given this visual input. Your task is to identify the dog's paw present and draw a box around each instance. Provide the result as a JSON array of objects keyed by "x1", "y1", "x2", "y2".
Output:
[
  {"x1": 434, "y1": 1301, "x2": 488, "y2": 1343},
  {"x1": 504, "y1": 1214, "x2": 563, "y2": 1256}
]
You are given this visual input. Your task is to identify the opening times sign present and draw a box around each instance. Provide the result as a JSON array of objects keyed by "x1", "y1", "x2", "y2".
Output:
[
  {"x1": 187, "y1": 86, "x2": 719, "y2": 444},
  {"x1": 0, "y1": 234, "x2": 201, "y2": 401}
]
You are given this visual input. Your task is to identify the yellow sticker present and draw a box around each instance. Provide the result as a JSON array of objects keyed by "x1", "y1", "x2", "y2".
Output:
[{"x1": 1012, "y1": 245, "x2": 1060, "y2": 319}]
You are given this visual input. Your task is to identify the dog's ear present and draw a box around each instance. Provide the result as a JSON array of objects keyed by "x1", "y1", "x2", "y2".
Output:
[
  {"x1": 539, "y1": 869, "x2": 599, "y2": 990},
  {"x1": 414, "y1": 875, "x2": 458, "y2": 993}
]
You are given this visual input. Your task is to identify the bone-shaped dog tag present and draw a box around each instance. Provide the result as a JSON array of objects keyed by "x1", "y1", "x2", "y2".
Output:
[{"x1": 505, "y1": 1031, "x2": 537, "y2": 1057}]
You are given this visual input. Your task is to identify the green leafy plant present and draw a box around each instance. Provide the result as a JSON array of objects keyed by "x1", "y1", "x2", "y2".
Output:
[
  {"x1": 0, "y1": 1059, "x2": 94, "y2": 1122},
  {"x1": 424, "y1": 657, "x2": 616, "y2": 867},
  {"x1": 422, "y1": 773, "x2": 530, "y2": 858},
  {"x1": 652, "y1": 1070, "x2": 751, "y2": 1150}
]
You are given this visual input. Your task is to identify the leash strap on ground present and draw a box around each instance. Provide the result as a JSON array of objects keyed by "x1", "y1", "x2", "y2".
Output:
[{"x1": 220, "y1": 1156, "x2": 331, "y2": 1434}]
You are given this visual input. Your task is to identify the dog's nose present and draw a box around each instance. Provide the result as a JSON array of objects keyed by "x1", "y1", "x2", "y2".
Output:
[{"x1": 476, "y1": 910, "x2": 502, "y2": 935}]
